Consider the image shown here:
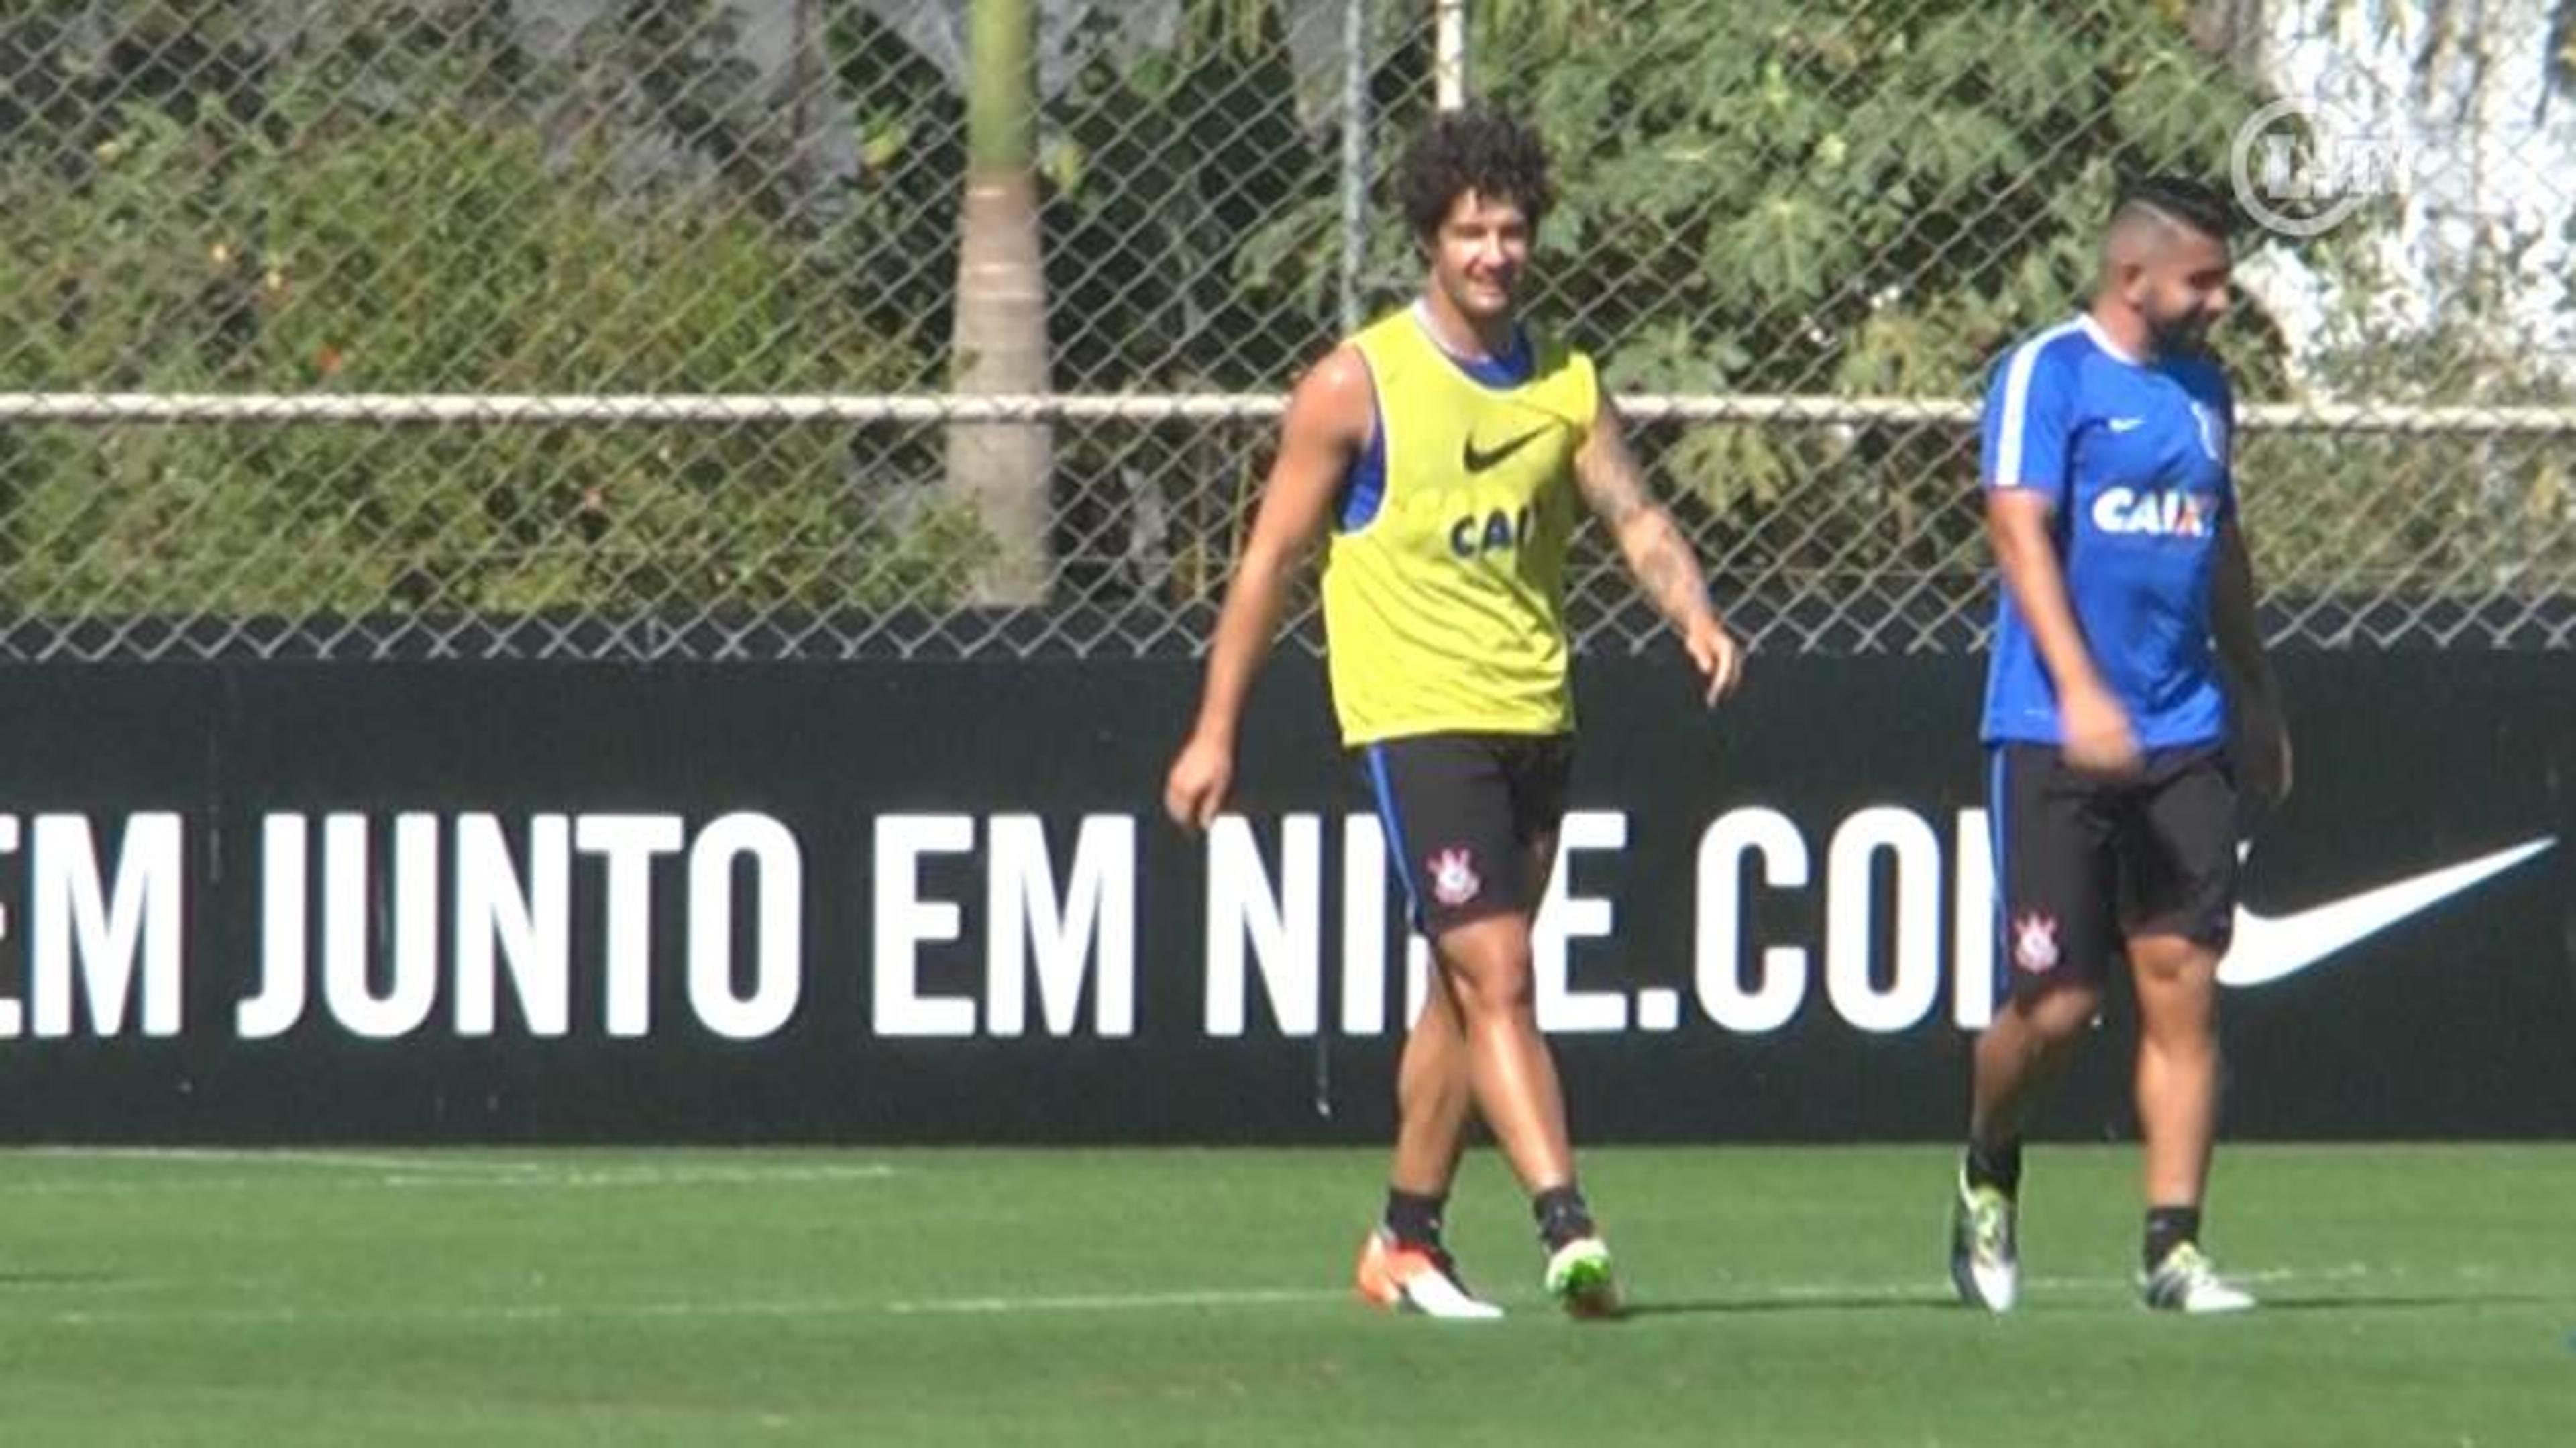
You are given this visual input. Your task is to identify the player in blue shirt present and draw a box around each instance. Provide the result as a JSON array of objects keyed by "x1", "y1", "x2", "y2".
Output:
[{"x1": 1950, "y1": 178, "x2": 2290, "y2": 1316}]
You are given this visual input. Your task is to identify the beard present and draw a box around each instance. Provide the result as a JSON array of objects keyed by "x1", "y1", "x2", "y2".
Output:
[{"x1": 2145, "y1": 305, "x2": 2214, "y2": 354}]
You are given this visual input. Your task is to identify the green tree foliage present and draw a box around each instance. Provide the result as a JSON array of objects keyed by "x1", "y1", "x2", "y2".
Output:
[
  {"x1": 2236, "y1": 242, "x2": 2576, "y2": 612},
  {"x1": 0, "y1": 3, "x2": 981, "y2": 623},
  {"x1": 0, "y1": 1, "x2": 2557, "y2": 634},
  {"x1": 1457, "y1": 1, "x2": 2273, "y2": 621},
  {"x1": 835, "y1": 1, "x2": 1335, "y2": 604}
]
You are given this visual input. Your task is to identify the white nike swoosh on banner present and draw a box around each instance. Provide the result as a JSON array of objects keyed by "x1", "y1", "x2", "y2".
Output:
[{"x1": 2219, "y1": 837, "x2": 2558, "y2": 987}]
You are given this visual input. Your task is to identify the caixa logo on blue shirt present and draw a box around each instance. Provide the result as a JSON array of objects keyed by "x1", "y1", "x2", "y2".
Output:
[{"x1": 2089, "y1": 486, "x2": 2219, "y2": 538}]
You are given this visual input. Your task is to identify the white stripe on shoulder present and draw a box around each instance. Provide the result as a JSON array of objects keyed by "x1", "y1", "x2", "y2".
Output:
[
  {"x1": 2078, "y1": 312, "x2": 2145, "y2": 365},
  {"x1": 1992, "y1": 318, "x2": 2086, "y2": 488}
]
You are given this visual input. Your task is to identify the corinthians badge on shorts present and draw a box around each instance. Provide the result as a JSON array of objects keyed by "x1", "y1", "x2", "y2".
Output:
[
  {"x1": 2010, "y1": 911, "x2": 2061, "y2": 973},
  {"x1": 1428, "y1": 847, "x2": 1482, "y2": 907}
]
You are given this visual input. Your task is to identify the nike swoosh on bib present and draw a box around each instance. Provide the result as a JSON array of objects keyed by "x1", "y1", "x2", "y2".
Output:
[
  {"x1": 2218, "y1": 837, "x2": 2557, "y2": 988},
  {"x1": 1462, "y1": 425, "x2": 1549, "y2": 472}
]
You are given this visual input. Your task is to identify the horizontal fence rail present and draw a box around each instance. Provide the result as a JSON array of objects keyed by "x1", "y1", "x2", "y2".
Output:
[{"x1": 0, "y1": 1, "x2": 2568, "y2": 662}]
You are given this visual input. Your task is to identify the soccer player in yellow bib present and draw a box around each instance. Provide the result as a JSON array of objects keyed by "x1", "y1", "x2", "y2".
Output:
[{"x1": 1163, "y1": 107, "x2": 1742, "y2": 1319}]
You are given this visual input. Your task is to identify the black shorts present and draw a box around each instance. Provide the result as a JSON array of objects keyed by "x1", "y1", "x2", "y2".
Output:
[
  {"x1": 1989, "y1": 741, "x2": 2239, "y2": 992},
  {"x1": 1355, "y1": 733, "x2": 1572, "y2": 935}
]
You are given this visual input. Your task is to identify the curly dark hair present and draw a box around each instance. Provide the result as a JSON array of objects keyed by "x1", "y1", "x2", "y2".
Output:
[{"x1": 1399, "y1": 105, "x2": 1556, "y2": 246}]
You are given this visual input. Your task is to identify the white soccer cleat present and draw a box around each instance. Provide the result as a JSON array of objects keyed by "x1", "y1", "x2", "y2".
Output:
[
  {"x1": 2141, "y1": 1242, "x2": 2257, "y2": 1314},
  {"x1": 1354, "y1": 1229, "x2": 1504, "y2": 1320},
  {"x1": 1542, "y1": 1235, "x2": 1622, "y2": 1320},
  {"x1": 1949, "y1": 1169, "x2": 2019, "y2": 1313}
]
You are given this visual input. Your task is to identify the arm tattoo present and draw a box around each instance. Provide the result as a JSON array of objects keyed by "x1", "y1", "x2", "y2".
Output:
[
  {"x1": 1577, "y1": 433, "x2": 1652, "y2": 528},
  {"x1": 1633, "y1": 522, "x2": 1707, "y2": 627},
  {"x1": 1578, "y1": 410, "x2": 1711, "y2": 627}
]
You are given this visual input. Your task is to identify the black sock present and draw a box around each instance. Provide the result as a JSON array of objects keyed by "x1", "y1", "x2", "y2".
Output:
[
  {"x1": 1383, "y1": 1188, "x2": 1447, "y2": 1248},
  {"x1": 1964, "y1": 1137, "x2": 2023, "y2": 1198},
  {"x1": 2143, "y1": 1205, "x2": 2202, "y2": 1272},
  {"x1": 1532, "y1": 1184, "x2": 1595, "y2": 1251}
]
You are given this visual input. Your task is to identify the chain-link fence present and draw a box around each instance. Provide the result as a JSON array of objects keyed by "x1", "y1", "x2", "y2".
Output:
[{"x1": 1, "y1": 0, "x2": 2570, "y2": 661}]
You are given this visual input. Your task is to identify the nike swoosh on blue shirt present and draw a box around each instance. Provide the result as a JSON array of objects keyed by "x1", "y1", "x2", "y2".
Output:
[{"x1": 2218, "y1": 837, "x2": 2557, "y2": 987}]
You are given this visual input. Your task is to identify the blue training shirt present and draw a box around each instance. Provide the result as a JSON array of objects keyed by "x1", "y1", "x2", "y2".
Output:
[{"x1": 1978, "y1": 314, "x2": 2236, "y2": 749}]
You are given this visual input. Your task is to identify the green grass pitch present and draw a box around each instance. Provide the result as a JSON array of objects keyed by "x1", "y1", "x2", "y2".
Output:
[{"x1": 1, "y1": 1144, "x2": 2569, "y2": 1444}]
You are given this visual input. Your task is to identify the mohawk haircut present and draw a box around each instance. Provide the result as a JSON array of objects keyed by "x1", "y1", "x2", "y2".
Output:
[
  {"x1": 1399, "y1": 105, "x2": 1556, "y2": 245},
  {"x1": 2112, "y1": 175, "x2": 2237, "y2": 244}
]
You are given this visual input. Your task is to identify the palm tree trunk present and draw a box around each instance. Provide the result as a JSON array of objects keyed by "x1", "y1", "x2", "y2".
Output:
[{"x1": 946, "y1": 0, "x2": 1052, "y2": 605}]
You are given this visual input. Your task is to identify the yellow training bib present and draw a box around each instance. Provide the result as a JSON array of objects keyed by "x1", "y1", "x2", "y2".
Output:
[{"x1": 1320, "y1": 307, "x2": 1599, "y2": 745}]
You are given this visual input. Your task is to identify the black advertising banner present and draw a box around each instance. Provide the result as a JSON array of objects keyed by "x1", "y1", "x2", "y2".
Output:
[{"x1": 0, "y1": 652, "x2": 2564, "y2": 1143}]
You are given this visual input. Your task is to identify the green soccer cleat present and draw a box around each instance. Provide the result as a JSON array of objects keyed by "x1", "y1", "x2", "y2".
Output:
[
  {"x1": 1949, "y1": 1168, "x2": 2019, "y2": 1313},
  {"x1": 1543, "y1": 1235, "x2": 1622, "y2": 1320}
]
